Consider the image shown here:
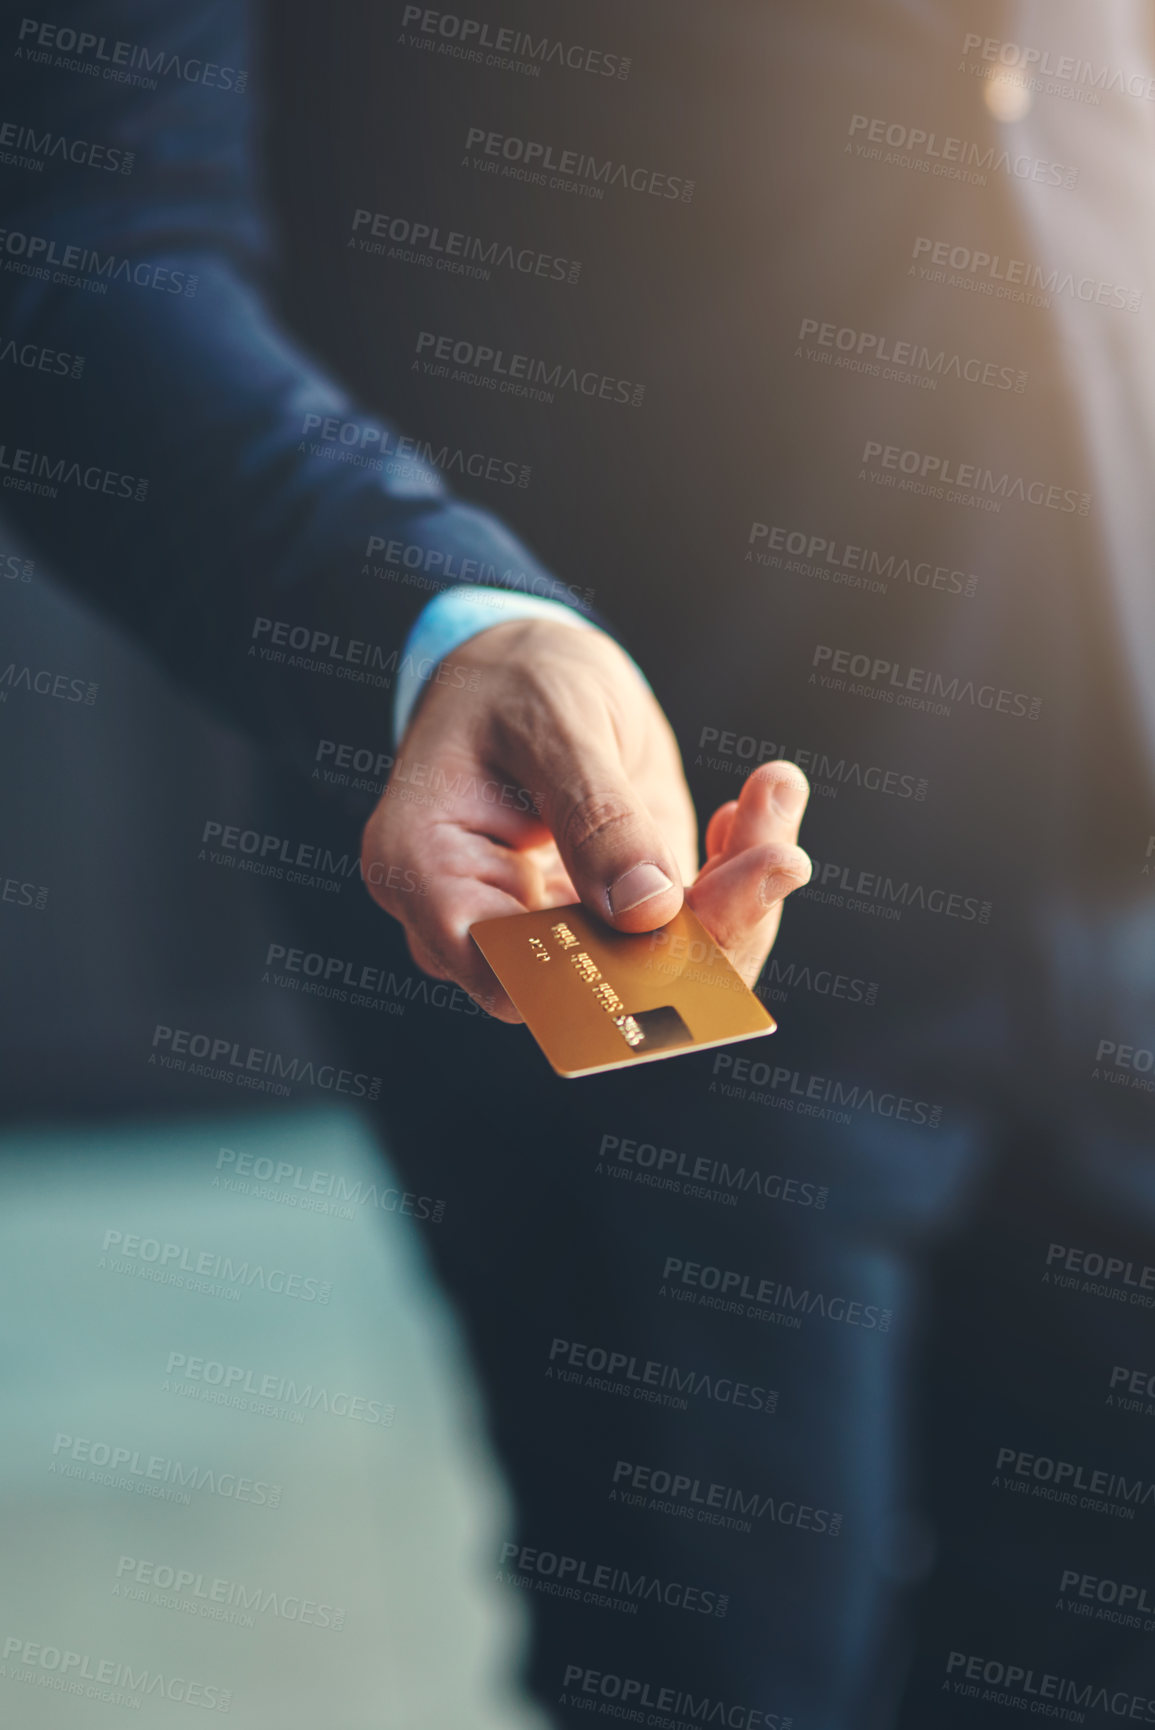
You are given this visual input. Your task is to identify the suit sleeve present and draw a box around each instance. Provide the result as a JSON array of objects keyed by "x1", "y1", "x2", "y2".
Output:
[{"x1": 0, "y1": 0, "x2": 592, "y2": 776}]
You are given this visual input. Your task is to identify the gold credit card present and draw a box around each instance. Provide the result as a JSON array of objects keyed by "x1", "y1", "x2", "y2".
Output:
[{"x1": 470, "y1": 902, "x2": 775, "y2": 1079}]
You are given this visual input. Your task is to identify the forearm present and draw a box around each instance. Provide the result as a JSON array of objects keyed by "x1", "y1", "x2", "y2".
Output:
[
  {"x1": 0, "y1": 246, "x2": 572, "y2": 774},
  {"x1": 0, "y1": 0, "x2": 586, "y2": 783}
]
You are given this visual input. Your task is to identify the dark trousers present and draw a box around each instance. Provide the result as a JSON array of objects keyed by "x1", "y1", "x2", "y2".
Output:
[{"x1": 369, "y1": 911, "x2": 1155, "y2": 1730}]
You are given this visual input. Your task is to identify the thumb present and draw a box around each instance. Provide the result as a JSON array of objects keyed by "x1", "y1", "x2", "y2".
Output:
[{"x1": 544, "y1": 747, "x2": 685, "y2": 933}]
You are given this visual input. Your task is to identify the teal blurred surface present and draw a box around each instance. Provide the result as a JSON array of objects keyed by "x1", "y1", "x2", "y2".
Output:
[{"x1": 0, "y1": 1107, "x2": 548, "y2": 1730}]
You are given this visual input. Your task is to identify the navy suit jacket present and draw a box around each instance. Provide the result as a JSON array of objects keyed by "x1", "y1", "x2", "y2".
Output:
[{"x1": 0, "y1": 0, "x2": 587, "y2": 780}]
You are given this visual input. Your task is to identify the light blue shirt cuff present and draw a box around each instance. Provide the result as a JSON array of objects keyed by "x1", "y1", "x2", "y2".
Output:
[{"x1": 392, "y1": 586, "x2": 610, "y2": 742}]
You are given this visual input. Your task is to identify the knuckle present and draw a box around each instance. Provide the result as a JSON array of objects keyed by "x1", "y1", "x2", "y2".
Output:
[
  {"x1": 360, "y1": 858, "x2": 392, "y2": 908},
  {"x1": 406, "y1": 929, "x2": 453, "y2": 982},
  {"x1": 758, "y1": 861, "x2": 808, "y2": 908},
  {"x1": 361, "y1": 815, "x2": 423, "y2": 909},
  {"x1": 360, "y1": 847, "x2": 397, "y2": 908},
  {"x1": 752, "y1": 760, "x2": 808, "y2": 798},
  {"x1": 559, "y1": 789, "x2": 636, "y2": 857}
]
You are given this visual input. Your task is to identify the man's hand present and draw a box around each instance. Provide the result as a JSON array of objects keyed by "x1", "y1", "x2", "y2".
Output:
[{"x1": 361, "y1": 619, "x2": 811, "y2": 1022}]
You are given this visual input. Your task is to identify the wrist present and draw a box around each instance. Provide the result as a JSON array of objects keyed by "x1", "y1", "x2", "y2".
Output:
[{"x1": 393, "y1": 585, "x2": 649, "y2": 744}]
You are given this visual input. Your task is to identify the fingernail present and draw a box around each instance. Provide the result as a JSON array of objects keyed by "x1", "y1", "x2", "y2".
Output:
[
  {"x1": 609, "y1": 862, "x2": 675, "y2": 915},
  {"x1": 772, "y1": 776, "x2": 807, "y2": 820}
]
